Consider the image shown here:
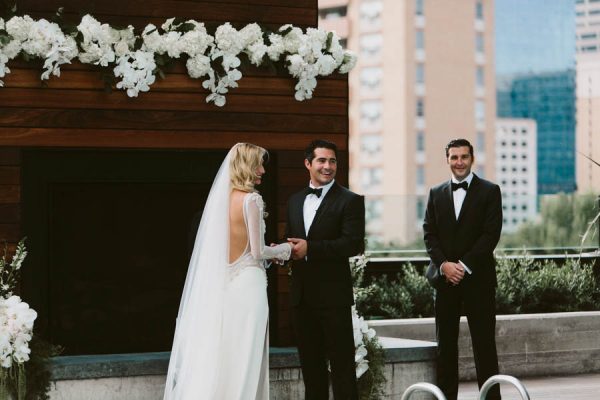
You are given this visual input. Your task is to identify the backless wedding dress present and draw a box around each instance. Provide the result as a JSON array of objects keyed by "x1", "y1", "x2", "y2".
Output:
[{"x1": 163, "y1": 148, "x2": 291, "y2": 400}]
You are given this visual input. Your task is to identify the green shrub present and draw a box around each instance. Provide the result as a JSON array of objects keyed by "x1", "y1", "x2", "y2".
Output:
[
  {"x1": 357, "y1": 258, "x2": 600, "y2": 319},
  {"x1": 357, "y1": 264, "x2": 434, "y2": 319},
  {"x1": 495, "y1": 257, "x2": 599, "y2": 314}
]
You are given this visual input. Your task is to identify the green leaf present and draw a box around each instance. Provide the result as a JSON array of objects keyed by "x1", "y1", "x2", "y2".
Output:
[
  {"x1": 325, "y1": 32, "x2": 333, "y2": 52},
  {"x1": 178, "y1": 22, "x2": 195, "y2": 33}
]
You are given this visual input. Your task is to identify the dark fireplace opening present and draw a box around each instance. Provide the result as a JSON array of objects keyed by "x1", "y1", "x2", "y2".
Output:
[{"x1": 21, "y1": 148, "x2": 277, "y2": 355}]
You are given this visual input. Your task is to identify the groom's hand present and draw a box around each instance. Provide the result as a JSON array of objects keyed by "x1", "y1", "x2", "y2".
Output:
[
  {"x1": 287, "y1": 238, "x2": 307, "y2": 260},
  {"x1": 441, "y1": 262, "x2": 465, "y2": 285}
]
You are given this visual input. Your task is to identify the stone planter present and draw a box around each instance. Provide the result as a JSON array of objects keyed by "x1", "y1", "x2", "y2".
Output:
[{"x1": 369, "y1": 311, "x2": 600, "y2": 380}]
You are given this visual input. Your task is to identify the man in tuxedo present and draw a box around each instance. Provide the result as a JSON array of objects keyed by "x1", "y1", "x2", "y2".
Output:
[
  {"x1": 423, "y1": 138, "x2": 502, "y2": 400},
  {"x1": 285, "y1": 139, "x2": 365, "y2": 400}
]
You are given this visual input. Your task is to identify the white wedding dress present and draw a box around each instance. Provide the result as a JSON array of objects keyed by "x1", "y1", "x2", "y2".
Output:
[{"x1": 164, "y1": 148, "x2": 291, "y2": 400}]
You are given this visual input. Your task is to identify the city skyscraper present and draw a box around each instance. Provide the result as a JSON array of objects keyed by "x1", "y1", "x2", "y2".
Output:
[
  {"x1": 495, "y1": 0, "x2": 576, "y2": 195},
  {"x1": 320, "y1": 0, "x2": 497, "y2": 246},
  {"x1": 575, "y1": 0, "x2": 600, "y2": 192}
]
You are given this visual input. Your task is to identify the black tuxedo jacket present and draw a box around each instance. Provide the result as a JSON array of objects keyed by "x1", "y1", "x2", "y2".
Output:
[
  {"x1": 285, "y1": 183, "x2": 365, "y2": 307},
  {"x1": 423, "y1": 174, "x2": 502, "y2": 291}
]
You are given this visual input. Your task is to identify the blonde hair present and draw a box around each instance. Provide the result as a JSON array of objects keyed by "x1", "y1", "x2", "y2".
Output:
[{"x1": 230, "y1": 143, "x2": 268, "y2": 192}]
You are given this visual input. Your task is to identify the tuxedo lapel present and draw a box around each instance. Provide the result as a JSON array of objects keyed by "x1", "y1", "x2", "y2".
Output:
[
  {"x1": 457, "y1": 175, "x2": 479, "y2": 224},
  {"x1": 293, "y1": 192, "x2": 307, "y2": 239},
  {"x1": 443, "y1": 181, "x2": 457, "y2": 223},
  {"x1": 307, "y1": 184, "x2": 340, "y2": 238}
]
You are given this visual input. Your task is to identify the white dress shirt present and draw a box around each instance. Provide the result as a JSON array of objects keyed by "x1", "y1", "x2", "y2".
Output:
[
  {"x1": 303, "y1": 179, "x2": 335, "y2": 236},
  {"x1": 452, "y1": 172, "x2": 473, "y2": 220},
  {"x1": 446, "y1": 172, "x2": 474, "y2": 275}
]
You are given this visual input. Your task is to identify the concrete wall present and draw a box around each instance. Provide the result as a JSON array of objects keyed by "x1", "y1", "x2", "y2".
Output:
[
  {"x1": 48, "y1": 338, "x2": 438, "y2": 400},
  {"x1": 369, "y1": 311, "x2": 600, "y2": 380}
]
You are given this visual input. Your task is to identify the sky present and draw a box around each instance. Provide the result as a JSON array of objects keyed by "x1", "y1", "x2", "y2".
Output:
[{"x1": 495, "y1": 0, "x2": 576, "y2": 76}]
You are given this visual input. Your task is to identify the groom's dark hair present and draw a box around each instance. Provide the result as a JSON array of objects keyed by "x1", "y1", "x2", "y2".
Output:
[
  {"x1": 305, "y1": 140, "x2": 338, "y2": 163},
  {"x1": 445, "y1": 138, "x2": 474, "y2": 158}
]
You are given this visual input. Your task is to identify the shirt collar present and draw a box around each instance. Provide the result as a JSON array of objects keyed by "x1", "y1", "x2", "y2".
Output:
[
  {"x1": 309, "y1": 179, "x2": 335, "y2": 198},
  {"x1": 451, "y1": 172, "x2": 474, "y2": 186}
]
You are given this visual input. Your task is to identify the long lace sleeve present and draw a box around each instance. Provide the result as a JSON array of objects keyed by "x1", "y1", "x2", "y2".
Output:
[{"x1": 245, "y1": 193, "x2": 292, "y2": 261}]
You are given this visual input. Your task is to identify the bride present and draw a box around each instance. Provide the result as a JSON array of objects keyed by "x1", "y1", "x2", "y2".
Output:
[{"x1": 163, "y1": 143, "x2": 292, "y2": 400}]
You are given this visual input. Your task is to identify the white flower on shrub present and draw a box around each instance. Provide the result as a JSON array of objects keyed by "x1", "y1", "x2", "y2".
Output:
[
  {"x1": 351, "y1": 306, "x2": 378, "y2": 378},
  {"x1": 113, "y1": 49, "x2": 157, "y2": 97},
  {"x1": 0, "y1": 296, "x2": 37, "y2": 369}
]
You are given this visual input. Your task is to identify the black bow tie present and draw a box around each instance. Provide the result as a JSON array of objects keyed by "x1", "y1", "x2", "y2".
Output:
[
  {"x1": 306, "y1": 187, "x2": 323, "y2": 198},
  {"x1": 451, "y1": 181, "x2": 468, "y2": 191}
]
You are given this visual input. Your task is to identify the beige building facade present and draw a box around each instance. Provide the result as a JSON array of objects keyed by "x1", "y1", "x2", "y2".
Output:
[
  {"x1": 320, "y1": 0, "x2": 497, "y2": 246},
  {"x1": 576, "y1": 0, "x2": 600, "y2": 192}
]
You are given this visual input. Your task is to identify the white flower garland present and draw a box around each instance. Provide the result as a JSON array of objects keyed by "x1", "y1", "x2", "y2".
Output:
[{"x1": 0, "y1": 14, "x2": 357, "y2": 106}]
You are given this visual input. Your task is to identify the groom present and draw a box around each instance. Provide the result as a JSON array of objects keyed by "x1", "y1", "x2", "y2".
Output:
[
  {"x1": 423, "y1": 138, "x2": 502, "y2": 400},
  {"x1": 285, "y1": 139, "x2": 365, "y2": 400}
]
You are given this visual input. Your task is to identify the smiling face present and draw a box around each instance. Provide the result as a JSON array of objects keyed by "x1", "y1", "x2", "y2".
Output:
[
  {"x1": 305, "y1": 147, "x2": 337, "y2": 187},
  {"x1": 254, "y1": 163, "x2": 265, "y2": 185},
  {"x1": 447, "y1": 145, "x2": 474, "y2": 181}
]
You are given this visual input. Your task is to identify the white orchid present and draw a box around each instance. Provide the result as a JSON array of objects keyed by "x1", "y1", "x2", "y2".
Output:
[
  {"x1": 113, "y1": 49, "x2": 157, "y2": 97},
  {"x1": 351, "y1": 306, "x2": 380, "y2": 379},
  {"x1": 0, "y1": 296, "x2": 37, "y2": 369}
]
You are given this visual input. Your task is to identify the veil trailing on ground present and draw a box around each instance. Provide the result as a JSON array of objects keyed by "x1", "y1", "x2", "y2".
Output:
[{"x1": 163, "y1": 147, "x2": 234, "y2": 399}]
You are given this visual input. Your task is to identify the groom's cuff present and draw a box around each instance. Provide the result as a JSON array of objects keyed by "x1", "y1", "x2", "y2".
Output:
[{"x1": 459, "y1": 260, "x2": 472, "y2": 274}]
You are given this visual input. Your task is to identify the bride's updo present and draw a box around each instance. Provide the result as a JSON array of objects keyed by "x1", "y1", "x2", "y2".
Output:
[{"x1": 230, "y1": 143, "x2": 268, "y2": 192}]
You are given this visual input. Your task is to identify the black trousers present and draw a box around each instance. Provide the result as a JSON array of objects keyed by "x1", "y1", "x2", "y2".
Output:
[
  {"x1": 435, "y1": 284, "x2": 501, "y2": 400},
  {"x1": 292, "y1": 303, "x2": 358, "y2": 400}
]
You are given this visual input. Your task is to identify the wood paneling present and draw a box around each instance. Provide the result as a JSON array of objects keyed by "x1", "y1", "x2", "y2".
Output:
[
  {"x1": 0, "y1": 128, "x2": 348, "y2": 149},
  {"x1": 19, "y1": 0, "x2": 317, "y2": 26},
  {"x1": 0, "y1": 88, "x2": 347, "y2": 115},
  {"x1": 4, "y1": 69, "x2": 348, "y2": 98}
]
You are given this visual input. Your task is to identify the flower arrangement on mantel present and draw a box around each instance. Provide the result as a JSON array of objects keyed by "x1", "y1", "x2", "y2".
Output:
[{"x1": 0, "y1": 7, "x2": 357, "y2": 106}]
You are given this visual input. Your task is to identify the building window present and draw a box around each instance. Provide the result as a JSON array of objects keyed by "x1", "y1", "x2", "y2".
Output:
[
  {"x1": 581, "y1": 32, "x2": 598, "y2": 39},
  {"x1": 416, "y1": 98, "x2": 425, "y2": 117},
  {"x1": 476, "y1": 0, "x2": 483, "y2": 20},
  {"x1": 590, "y1": 9, "x2": 600, "y2": 16},
  {"x1": 360, "y1": 67, "x2": 383, "y2": 92},
  {"x1": 475, "y1": 100, "x2": 485, "y2": 122},
  {"x1": 416, "y1": 197, "x2": 425, "y2": 220},
  {"x1": 416, "y1": 166, "x2": 425, "y2": 186},
  {"x1": 360, "y1": 135, "x2": 382, "y2": 156},
  {"x1": 319, "y1": 6, "x2": 347, "y2": 20},
  {"x1": 476, "y1": 131, "x2": 485, "y2": 152},
  {"x1": 416, "y1": 0, "x2": 424, "y2": 16},
  {"x1": 475, "y1": 33, "x2": 484, "y2": 53},
  {"x1": 361, "y1": 167, "x2": 383, "y2": 187},
  {"x1": 360, "y1": 34, "x2": 383, "y2": 59},
  {"x1": 416, "y1": 63, "x2": 425, "y2": 84},
  {"x1": 417, "y1": 131, "x2": 425, "y2": 151},
  {"x1": 476, "y1": 66, "x2": 484, "y2": 87},
  {"x1": 359, "y1": 1, "x2": 383, "y2": 28},
  {"x1": 416, "y1": 30, "x2": 424, "y2": 50},
  {"x1": 360, "y1": 100, "x2": 382, "y2": 128},
  {"x1": 582, "y1": 45, "x2": 598, "y2": 52},
  {"x1": 366, "y1": 198, "x2": 383, "y2": 220}
]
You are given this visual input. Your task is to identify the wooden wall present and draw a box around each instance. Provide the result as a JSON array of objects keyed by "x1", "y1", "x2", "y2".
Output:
[{"x1": 0, "y1": 0, "x2": 349, "y2": 345}]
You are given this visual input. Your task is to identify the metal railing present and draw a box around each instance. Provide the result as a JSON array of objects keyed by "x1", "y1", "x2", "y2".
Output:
[
  {"x1": 400, "y1": 374, "x2": 530, "y2": 400},
  {"x1": 401, "y1": 382, "x2": 447, "y2": 400},
  {"x1": 479, "y1": 375, "x2": 530, "y2": 400}
]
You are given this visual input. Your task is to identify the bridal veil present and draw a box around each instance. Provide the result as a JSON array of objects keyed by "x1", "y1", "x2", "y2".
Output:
[{"x1": 163, "y1": 148, "x2": 233, "y2": 399}]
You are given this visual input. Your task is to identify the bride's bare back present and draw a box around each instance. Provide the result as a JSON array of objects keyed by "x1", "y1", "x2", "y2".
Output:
[{"x1": 229, "y1": 189, "x2": 249, "y2": 263}]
